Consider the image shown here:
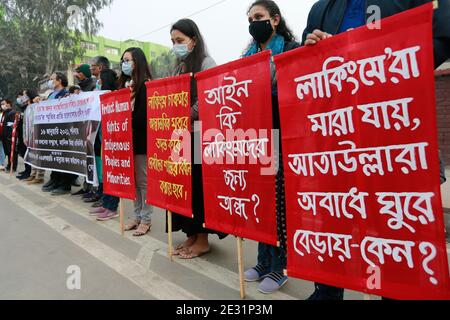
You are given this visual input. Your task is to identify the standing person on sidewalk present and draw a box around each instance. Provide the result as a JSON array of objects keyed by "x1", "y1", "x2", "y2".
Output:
[
  {"x1": 16, "y1": 89, "x2": 38, "y2": 181},
  {"x1": 91, "y1": 66, "x2": 122, "y2": 222},
  {"x1": 75, "y1": 64, "x2": 96, "y2": 92},
  {"x1": 0, "y1": 99, "x2": 8, "y2": 170},
  {"x1": 90, "y1": 56, "x2": 111, "y2": 91},
  {"x1": 242, "y1": 0, "x2": 300, "y2": 294},
  {"x1": 302, "y1": 0, "x2": 450, "y2": 301},
  {"x1": 1, "y1": 99, "x2": 18, "y2": 172},
  {"x1": 119, "y1": 47, "x2": 154, "y2": 236},
  {"x1": 24, "y1": 95, "x2": 45, "y2": 185},
  {"x1": 42, "y1": 72, "x2": 69, "y2": 194},
  {"x1": 165, "y1": 18, "x2": 228, "y2": 260}
]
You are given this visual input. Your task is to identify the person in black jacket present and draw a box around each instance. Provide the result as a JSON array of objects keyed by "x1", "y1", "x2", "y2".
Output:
[
  {"x1": 302, "y1": 0, "x2": 450, "y2": 301},
  {"x1": 75, "y1": 64, "x2": 96, "y2": 92},
  {"x1": 242, "y1": 0, "x2": 301, "y2": 295},
  {"x1": 1, "y1": 99, "x2": 17, "y2": 172},
  {"x1": 302, "y1": 0, "x2": 450, "y2": 68}
]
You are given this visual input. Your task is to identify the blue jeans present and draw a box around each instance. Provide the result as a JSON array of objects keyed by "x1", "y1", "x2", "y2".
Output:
[
  {"x1": 257, "y1": 243, "x2": 286, "y2": 274},
  {"x1": 0, "y1": 141, "x2": 5, "y2": 166}
]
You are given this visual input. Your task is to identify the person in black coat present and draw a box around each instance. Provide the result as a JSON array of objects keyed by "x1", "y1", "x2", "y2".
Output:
[
  {"x1": 1, "y1": 99, "x2": 18, "y2": 172},
  {"x1": 302, "y1": 0, "x2": 450, "y2": 68},
  {"x1": 302, "y1": 0, "x2": 450, "y2": 301}
]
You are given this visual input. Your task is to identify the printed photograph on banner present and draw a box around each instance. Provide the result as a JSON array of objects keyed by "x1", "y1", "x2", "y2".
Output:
[{"x1": 275, "y1": 3, "x2": 450, "y2": 300}]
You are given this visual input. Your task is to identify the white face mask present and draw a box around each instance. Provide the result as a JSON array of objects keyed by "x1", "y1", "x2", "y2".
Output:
[
  {"x1": 48, "y1": 80, "x2": 56, "y2": 90},
  {"x1": 172, "y1": 40, "x2": 194, "y2": 60}
]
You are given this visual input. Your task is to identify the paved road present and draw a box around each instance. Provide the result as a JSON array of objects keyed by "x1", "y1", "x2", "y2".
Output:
[{"x1": 0, "y1": 167, "x2": 449, "y2": 300}]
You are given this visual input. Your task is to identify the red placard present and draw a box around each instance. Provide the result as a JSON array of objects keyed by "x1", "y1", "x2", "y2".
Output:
[
  {"x1": 10, "y1": 112, "x2": 19, "y2": 165},
  {"x1": 196, "y1": 51, "x2": 277, "y2": 245},
  {"x1": 275, "y1": 4, "x2": 450, "y2": 300},
  {"x1": 146, "y1": 74, "x2": 193, "y2": 218},
  {"x1": 100, "y1": 89, "x2": 136, "y2": 200}
]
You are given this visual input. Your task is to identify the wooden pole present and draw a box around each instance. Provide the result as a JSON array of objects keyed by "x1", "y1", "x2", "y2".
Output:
[
  {"x1": 237, "y1": 237, "x2": 246, "y2": 299},
  {"x1": 119, "y1": 198, "x2": 125, "y2": 237},
  {"x1": 168, "y1": 210, "x2": 174, "y2": 262},
  {"x1": 9, "y1": 155, "x2": 13, "y2": 177}
]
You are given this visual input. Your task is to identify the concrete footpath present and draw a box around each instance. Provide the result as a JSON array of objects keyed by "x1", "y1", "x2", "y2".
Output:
[{"x1": 0, "y1": 166, "x2": 449, "y2": 300}]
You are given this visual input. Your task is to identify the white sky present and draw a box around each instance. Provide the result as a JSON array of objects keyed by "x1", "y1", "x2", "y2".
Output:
[{"x1": 97, "y1": 0, "x2": 317, "y2": 64}]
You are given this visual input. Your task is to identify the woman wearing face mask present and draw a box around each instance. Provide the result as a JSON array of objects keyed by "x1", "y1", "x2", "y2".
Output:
[
  {"x1": 242, "y1": 0, "x2": 300, "y2": 294},
  {"x1": 119, "y1": 47, "x2": 154, "y2": 236},
  {"x1": 166, "y1": 18, "x2": 227, "y2": 260}
]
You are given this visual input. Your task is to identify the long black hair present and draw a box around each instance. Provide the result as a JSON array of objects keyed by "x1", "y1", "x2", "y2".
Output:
[
  {"x1": 171, "y1": 19, "x2": 209, "y2": 74},
  {"x1": 118, "y1": 47, "x2": 152, "y2": 92},
  {"x1": 248, "y1": 0, "x2": 296, "y2": 42},
  {"x1": 24, "y1": 89, "x2": 38, "y2": 103}
]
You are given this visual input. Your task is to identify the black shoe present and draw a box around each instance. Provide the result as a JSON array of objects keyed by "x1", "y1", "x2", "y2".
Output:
[
  {"x1": 42, "y1": 181, "x2": 60, "y2": 193},
  {"x1": 91, "y1": 200, "x2": 104, "y2": 208},
  {"x1": 17, "y1": 174, "x2": 31, "y2": 181},
  {"x1": 84, "y1": 195, "x2": 100, "y2": 203},
  {"x1": 51, "y1": 187, "x2": 71, "y2": 196},
  {"x1": 71, "y1": 188, "x2": 89, "y2": 196},
  {"x1": 43, "y1": 179, "x2": 56, "y2": 189},
  {"x1": 82, "y1": 191, "x2": 95, "y2": 199}
]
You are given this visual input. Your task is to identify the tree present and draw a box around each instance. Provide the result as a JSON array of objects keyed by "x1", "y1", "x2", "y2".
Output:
[
  {"x1": 0, "y1": 0, "x2": 113, "y2": 99},
  {"x1": 150, "y1": 51, "x2": 177, "y2": 80}
]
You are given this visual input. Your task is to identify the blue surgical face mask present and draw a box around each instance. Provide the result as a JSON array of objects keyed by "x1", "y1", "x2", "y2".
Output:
[
  {"x1": 48, "y1": 80, "x2": 56, "y2": 90},
  {"x1": 121, "y1": 61, "x2": 133, "y2": 76},
  {"x1": 172, "y1": 41, "x2": 193, "y2": 60}
]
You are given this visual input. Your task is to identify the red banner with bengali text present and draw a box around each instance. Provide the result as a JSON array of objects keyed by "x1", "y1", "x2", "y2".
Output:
[
  {"x1": 100, "y1": 89, "x2": 136, "y2": 200},
  {"x1": 275, "y1": 4, "x2": 450, "y2": 300},
  {"x1": 146, "y1": 74, "x2": 193, "y2": 218},
  {"x1": 196, "y1": 51, "x2": 278, "y2": 245}
]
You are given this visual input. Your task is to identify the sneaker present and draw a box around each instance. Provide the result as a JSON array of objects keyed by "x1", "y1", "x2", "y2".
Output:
[
  {"x1": 91, "y1": 200, "x2": 103, "y2": 208},
  {"x1": 51, "y1": 187, "x2": 71, "y2": 196},
  {"x1": 71, "y1": 188, "x2": 88, "y2": 196},
  {"x1": 82, "y1": 191, "x2": 95, "y2": 199},
  {"x1": 89, "y1": 207, "x2": 107, "y2": 216},
  {"x1": 17, "y1": 174, "x2": 31, "y2": 181},
  {"x1": 84, "y1": 195, "x2": 100, "y2": 203},
  {"x1": 43, "y1": 179, "x2": 56, "y2": 189},
  {"x1": 258, "y1": 273, "x2": 288, "y2": 294},
  {"x1": 244, "y1": 265, "x2": 271, "y2": 282},
  {"x1": 96, "y1": 210, "x2": 119, "y2": 221}
]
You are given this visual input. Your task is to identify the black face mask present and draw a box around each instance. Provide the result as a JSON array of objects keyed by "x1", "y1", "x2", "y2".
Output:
[{"x1": 249, "y1": 19, "x2": 274, "y2": 44}]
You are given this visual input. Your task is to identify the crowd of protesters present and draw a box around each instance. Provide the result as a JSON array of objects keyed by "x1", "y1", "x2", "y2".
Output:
[{"x1": 1, "y1": 0, "x2": 449, "y2": 299}]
